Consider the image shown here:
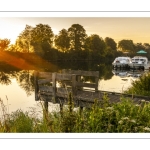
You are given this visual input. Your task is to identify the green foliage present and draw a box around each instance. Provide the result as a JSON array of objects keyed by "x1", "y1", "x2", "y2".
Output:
[
  {"x1": 105, "y1": 37, "x2": 117, "y2": 51},
  {"x1": 4, "y1": 110, "x2": 33, "y2": 133},
  {"x1": 118, "y1": 39, "x2": 135, "y2": 53},
  {"x1": 68, "y1": 24, "x2": 87, "y2": 51},
  {"x1": 16, "y1": 25, "x2": 33, "y2": 53},
  {"x1": 124, "y1": 73, "x2": 150, "y2": 96},
  {"x1": 1, "y1": 94, "x2": 150, "y2": 133},
  {"x1": 85, "y1": 34, "x2": 106, "y2": 59},
  {"x1": 54, "y1": 29, "x2": 70, "y2": 52},
  {"x1": 60, "y1": 92, "x2": 77, "y2": 132}
]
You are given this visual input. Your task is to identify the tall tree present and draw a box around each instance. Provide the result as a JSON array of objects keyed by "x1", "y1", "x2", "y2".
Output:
[
  {"x1": 143, "y1": 43, "x2": 150, "y2": 50},
  {"x1": 68, "y1": 24, "x2": 87, "y2": 51},
  {"x1": 16, "y1": 25, "x2": 33, "y2": 53},
  {"x1": 104, "y1": 37, "x2": 117, "y2": 50},
  {"x1": 86, "y1": 34, "x2": 106, "y2": 54},
  {"x1": 134, "y1": 43, "x2": 145, "y2": 51},
  {"x1": 118, "y1": 39, "x2": 135, "y2": 53},
  {"x1": 30, "y1": 24, "x2": 54, "y2": 56},
  {"x1": 85, "y1": 34, "x2": 106, "y2": 61},
  {"x1": 54, "y1": 29, "x2": 70, "y2": 52},
  {"x1": 0, "y1": 38, "x2": 10, "y2": 51}
]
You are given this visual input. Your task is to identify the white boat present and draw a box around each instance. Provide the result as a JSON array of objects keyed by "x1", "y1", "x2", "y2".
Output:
[
  {"x1": 129, "y1": 56, "x2": 149, "y2": 70},
  {"x1": 112, "y1": 56, "x2": 132, "y2": 68}
]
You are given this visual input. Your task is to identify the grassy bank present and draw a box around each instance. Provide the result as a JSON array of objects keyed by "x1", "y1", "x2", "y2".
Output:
[{"x1": 0, "y1": 93, "x2": 150, "y2": 133}]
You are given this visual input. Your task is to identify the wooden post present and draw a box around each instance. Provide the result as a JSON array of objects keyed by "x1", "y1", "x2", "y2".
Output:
[
  {"x1": 72, "y1": 74, "x2": 77, "y2": 98},
  {"x1": 43, "y1": 100, "x2": 48, "y2": 123},
  {"x1": 79, "y1": 106, "x2": 83, "y2": 116},
  {"x1": 77, "y1": 75, "x2": 82, "y2": 90},
  {"x1": 52, "y1": 72, "x2": 56, "y2": 102},
  {"x1": 34, "y1": 71, "x2": 39, "y2": 101},
  {"x1": 95, "y1": 77, "x2": 99, "y2": 92},
  {"x1": 44, "y1": 101, "x2": 48, "y2": 114},
  {"x1": 95, "y1": 71, "x2": 99, "y2": 92},
  {"x1": 60, "y1": 102, "x2": 63, "y2": 117}
]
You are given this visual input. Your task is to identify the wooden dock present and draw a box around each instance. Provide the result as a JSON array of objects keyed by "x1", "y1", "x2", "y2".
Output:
[{"x1": 34, "y1": 69, "x2": 150, "y2": 110}]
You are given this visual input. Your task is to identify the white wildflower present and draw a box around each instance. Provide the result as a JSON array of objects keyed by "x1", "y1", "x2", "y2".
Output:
[
  {"x1": 118, "y1": 120, "x2": 123, "y2": 124},
  {"x1": 122, "y1": 117, "x2": 129, "y2": 120},
  {"x1": 106, "y1": 107, "x2": 114, "y2": 111},
  {"x1": 141, "y1": 99, "x2": 146, "y2": 102},
  {"x1": 143, "y1": 127, "x2": 150, "y2": 131},
  {"x1": 130, "y1": 119, "x2": 136, "y2": 123},
  {"x1": 37, "y1": 122, "x2": 42, "y2": 125}
]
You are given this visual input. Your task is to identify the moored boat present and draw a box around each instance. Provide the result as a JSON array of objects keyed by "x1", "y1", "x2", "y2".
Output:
[
  {"x1": 129, "y1": 56, "x2": 149, "y2": 70},
  {"x1": 112, "y1": 56, "x2": 132, "y2": 69}
]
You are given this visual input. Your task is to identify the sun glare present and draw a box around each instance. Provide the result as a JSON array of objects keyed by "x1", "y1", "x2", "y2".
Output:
[{"x1": 0, "y1": 18, "x2": 26, "y2": 44}]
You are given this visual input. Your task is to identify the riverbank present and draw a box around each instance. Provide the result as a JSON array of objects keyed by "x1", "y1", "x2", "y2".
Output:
[{"x1": 0, "y1": 94, "x2": 150, "y2": 133}]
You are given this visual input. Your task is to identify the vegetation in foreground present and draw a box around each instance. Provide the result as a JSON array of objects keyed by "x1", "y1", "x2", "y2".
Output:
[
  {"x1": 124, "y1": 72, "x2": 150, "y2": 96},
  {"x1": 0, "y1": 92, "x2": 150, "y2": 133}
]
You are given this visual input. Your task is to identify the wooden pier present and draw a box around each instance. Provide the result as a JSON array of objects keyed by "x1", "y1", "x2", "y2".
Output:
[{"x1": 34, "y1": 69, "x2": 150, "y2": 110}]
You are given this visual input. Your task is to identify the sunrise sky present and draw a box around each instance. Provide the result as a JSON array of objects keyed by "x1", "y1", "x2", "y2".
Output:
[{"x1": 1, "y1": 15, "x2": 150, "y2": 45}]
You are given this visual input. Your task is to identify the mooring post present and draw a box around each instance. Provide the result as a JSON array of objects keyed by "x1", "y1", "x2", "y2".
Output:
[
  {"x1": 34, "y1": 71, "x2": 39, "y2": 101},
  {"x1": 60, "y1": 102, "x2": 63, "y2": 117},
  {"x1": 72, "y1": 74, "x2": 77, "y2": 98},
  {"x1": 77, "y1": 75, "x2": 82, "y2": 90},
  {"x1": 44, "y1": 101, "x2": 48, "y2": 113},
  {"x1": 43, "y1": 100, "x2": 48, "y2": 121},
  {"x1": 52, "y1": 72, "x2": 56, "y2": 102},
  {"x1": 79, "y1": 106, "x2": 83, "y2": 116},
  {"x1": 95, "y1": 71, "x2": 99, "y2": 92}
]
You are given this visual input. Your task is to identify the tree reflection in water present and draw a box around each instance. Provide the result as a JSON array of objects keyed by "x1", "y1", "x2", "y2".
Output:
[
  {"x1": 0, "y1": 72, "x2": 11, "y2": 85},
  {"x1": 0, "y1": 69, "x2": 34, "y2": 96},
  {"x1": 0, "y1": 61, "x2": 114, "y2": 96},
  {"x1": 16, "y1": 70, "x2": 34, "y2": 96}
]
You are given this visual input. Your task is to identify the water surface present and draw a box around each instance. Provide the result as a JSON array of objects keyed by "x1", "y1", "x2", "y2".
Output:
[{"x1": 0, "y1": 61, "x2": 142, "y2": 114}]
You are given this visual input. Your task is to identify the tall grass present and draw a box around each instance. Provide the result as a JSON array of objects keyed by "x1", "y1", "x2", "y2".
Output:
[{"x1": 0, "y1": 93, "x2": 150, "y2": 133}]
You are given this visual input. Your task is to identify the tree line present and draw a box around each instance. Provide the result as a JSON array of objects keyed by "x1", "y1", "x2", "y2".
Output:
[{"x1": 1, "y1": 23, "x2": 150, "y2": 61}]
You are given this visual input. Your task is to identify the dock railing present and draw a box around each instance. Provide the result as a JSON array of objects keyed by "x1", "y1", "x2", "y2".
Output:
[{"x1": 34, "y1": 70, "x2": 99, "y2": 103}]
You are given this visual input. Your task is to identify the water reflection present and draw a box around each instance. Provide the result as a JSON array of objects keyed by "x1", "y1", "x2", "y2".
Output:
[
  {"x1": 1, "y1": 61, "x2": 145, "y2": 95},
  {"x1": 112, "y1": 69, "x2": 145, "y2": 78},
  {"x1": 0, "y1": 70, "x2": 34, "y2": 96},
  {"x1": 0, "y1": 61, "x2": 114, "y2": 86},
  {"x1": 16, "y1": 70, "x2": 34, "y2": 96},
  {"x1": 0, "y1": 61, "x2": 135, "y2": 113},
  {"x1": 0, "y1": 72, "x2": 11, "y2": 85}
]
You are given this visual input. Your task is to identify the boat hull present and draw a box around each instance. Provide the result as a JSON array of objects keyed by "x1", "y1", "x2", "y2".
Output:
[
  {"x1": 129, "y1": 56, "x2": 149, "y2": 70},
  {"x1": 112, "y1": 56, "x2": 132, "y2": 69}
]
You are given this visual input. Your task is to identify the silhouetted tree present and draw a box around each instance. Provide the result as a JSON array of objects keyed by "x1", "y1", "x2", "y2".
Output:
[
  {"x1": 118, "y1": 39, "x2": 134, "y2": 53},
  {"x1": 85, "y1": 34, "x2": 106, "y2": 60},
  {"x1": 68, "y1": 24, "x2": 87, "y2": 51},
  {"x1": 0, "y1": 38, "x2": 11, "y2": 51},
  {"x1": 104, "y1": 37, "x2": 117, "y2": 51},
  {"x1": 30, "y1": 24, "x2": 54, "y2": 56},
  {"x1": 16, "y1": 25, "x2": 33, "y2": 53},
  {"x1": 54, "y1": 29, "x2": 70, "y2": 52}
]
